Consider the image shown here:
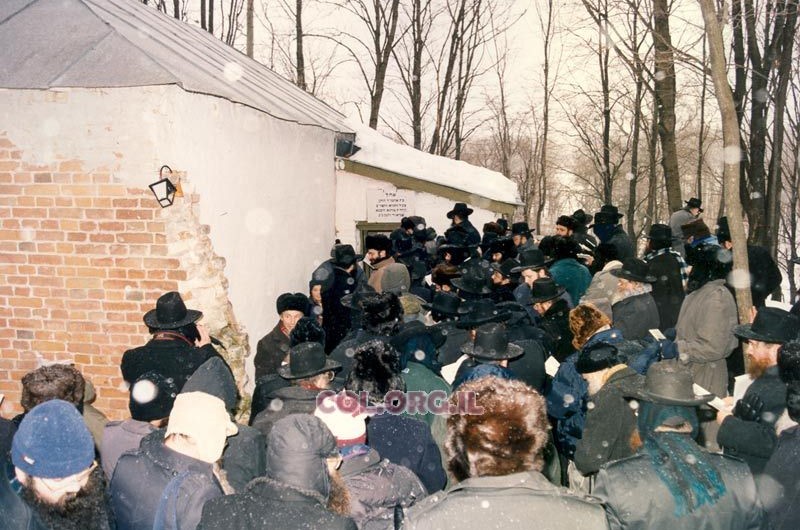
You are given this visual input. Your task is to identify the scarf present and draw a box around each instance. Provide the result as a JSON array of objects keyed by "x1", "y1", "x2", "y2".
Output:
[
  {"x1": 592, "y1": 223, "x2": 617, "y2": 243},
  {"x1": 638, "y1": 402, "x2": 726, "y2": 517}
]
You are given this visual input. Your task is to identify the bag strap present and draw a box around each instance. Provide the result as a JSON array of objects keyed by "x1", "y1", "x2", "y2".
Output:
[{"x1": 153, "y1": 471, "x2": 191, "y2": 530}]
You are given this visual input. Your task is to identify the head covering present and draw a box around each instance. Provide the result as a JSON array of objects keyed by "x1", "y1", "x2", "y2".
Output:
[
  {"x1": 422, "y1": 291, "x2": 463, "y2": 317},
  {"x1": 529, "y1": 278, "x2": 565, "y2": 304},
  {"x1": 646, "y1": 223, "x2": 672, "y2": 242},
  {"x1": 715, "y1": 216, "x2": 731, "y2": 243},
  {"x1": 610, "y1": 258, "x2": 657, "y2": 283},
  {"x1": 182, "y1": 357, "x2": 237, "y2": 412},
  {"x1": 446, "y1": 202, "x2": 474, "y2": 219},
  {"x1": 365, "y1": 234, "x2": 393, "y2": 253},
  {"x1": 490, "y1": 259, "x2": 519, "y2": 279},
  {"x1": 681, "y1": 219, "x2": 712, "y2": 242},
  {"x1": 277, "y1": 292, "x2": 308, "y2": 315},
  {"x1": 266, "y1": 415, "x2": 339, "y2": 501},
  {"x1": 778, "y1": 340, "x2": 800, "y2": 383},
  {"x1": 552, "y1": 236, "x2": 580, "y2": 260},
  {"x1": 129, "y1": 371, "x2": 179, "y2": 421},
  {"x1": 593, "y1": 204, "x2": 623, "y2": 225},
  {"x1": 12, "y1": 399, "x2": 94, "y2": 479},
  {"x1": 628, "y1": 362, "x2": 714, "y2": 406},
  {"x1": 330, "y1": 244, "x2": 361, "y2": 268},
  {"x1": 460, "y1": 322, "x2": 523, "y2": 361},
  {"x1": 575, "y1": 341, "x2": 621, "y2": 374},
  {"x1": 143, "y1": 291, "x2": 202, "y2": 330},
  {"x1": 572, "y1": 209, "x2": 593, "y2": 228},
  {"x1": 511, "y1": 222, "x2": 532, "y2": 237},
  {"x1": 451, "y1": 263, "x2": 492, "y2": 295},
  {"x1": 511, "y1": 248, "x2": 548, "y2": 273},
  {"x1": 314, "y1": 395, "x2": 367, "y2": 448},
  {"x1": 556, "y1": 215, "x2": 578, "y2": 231},
  {"x1": 390, "y1": 320, "x2": 445, "y2": 372},
  {"x1": 380, "y1": 263, "x2": 411, "y2": 295},
  {"x1": 166, "y1": 392, "x2": 238, "y2": 463},
  {"x1": 456, "y1": 299, "x2": 511, "y2": 329},
  {"x1": 345, "y1": 339, "x2": 405, "y2": 402},
  {"x1": 685, "y1": 197, "x2": 703, "y2": 212},
  {"x1": 733, "y1": 307, "x2": 799, "y2": 344},
  {"x1": 279, "y1": 342, "x2": 341, "y2": 380}
]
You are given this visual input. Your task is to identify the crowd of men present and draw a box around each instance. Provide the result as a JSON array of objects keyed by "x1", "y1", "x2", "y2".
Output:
[{"x1": 1, "y1": 198, "x2": 799, "y2": 530}]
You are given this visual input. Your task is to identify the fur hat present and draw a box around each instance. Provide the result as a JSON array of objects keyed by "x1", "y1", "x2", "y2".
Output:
[
  {"x1": 129, "y1": 370, "x2": 179, "y2": 421},
  {"x1": 569, "y1": 304, "x2": 612, "y2": 350},
  {"x1": 787, "y1": 381, "x2": 800, "y2": 423},
  {"x1": 446, "y1": 377, "x2": 549, "y2": 482},
  {"x1": 431, "y1": 263, "x2": 461, "y2": 288},
  {"x1": 576, "y1": 341, "x2": 621, "y2": 374},
  {"x1": 482, "y1": 222, "x2": 505, "y2": 237},
  {"x1": 289, "y1": 316, "x2": 326, "y2": 347},
  {"x1": 21, "y1": 364, "x2": 85, "y2": 412},
  {"x1": 277, "y1": 292, "x2": 308, "y2": 315},
  {"x1": 556, "y1": 215, "x2": 578, "y2": 232},
  {"x1": 12, "y1": 399, "x2": 94, "y2": 479},
  {"x1": 365, "y1": 234, "x2": 393, "y2": 253},
  {"x1": 779, "y1": 341, "x2": 800, "y2": 383},
  {"x1": 361, "y1": 292, "x2": 403, "y2": 333},
  {"x1": 681, "y1": 219, "x2": 711, "y2": 241},
  {"x1": 552, "y1": 236, "x2": 580, "y2": 260},
  {"x1": 345, "y1": 339, "x2": 405, "y2": 402}
]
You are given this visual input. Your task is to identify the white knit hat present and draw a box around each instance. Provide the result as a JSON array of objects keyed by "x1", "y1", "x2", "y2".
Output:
[{"x1": 314, "y1": 394, "x2": 367, "y2": 447}]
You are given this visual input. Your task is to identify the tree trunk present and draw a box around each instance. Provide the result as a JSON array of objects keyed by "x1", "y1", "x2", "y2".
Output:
[
  {"x1": 599, "y1": 5, "x2": 612, "y2": 203},
  {"x1": 209, "y1": 0, "x2": 215, "y2": 34},
  {"x1": 653, "y1": 0, "x2": 682, "y2": 213},
  {"x1": 368, "y1": 0, "x2": 402, "y2": 129},
  {"x1": 696, "y1": 31, "x2": 706, "y2": 200},
  {"x1": 699, "y1": 0, "x2": 752, "y2": 323},
  {"x1": 646, "y1": 94, "x2": 659, "y2": 231},
  {"x1": 537, "y1": 0, "x2": 554, "y2": 233},
  {"x1": 246, "y1": 0, "x2": 254, "y2": 57},
  {"x1": 172, "y1": 0, "x2": 180, "y2": 19},
  {"x1": 295, "y1": 0, "x2": 306, "y2": 90},
  {"x1": 201, "y1": 0, "x2": 207, "y2": 30}
]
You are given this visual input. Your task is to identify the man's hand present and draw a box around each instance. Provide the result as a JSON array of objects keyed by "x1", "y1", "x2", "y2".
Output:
[
  {"x1": 733, "y1": 393, "x2": 765, "y2": 423},
  {"x1": 195, "y1": 323, "x2": 212, "y2": 347}
]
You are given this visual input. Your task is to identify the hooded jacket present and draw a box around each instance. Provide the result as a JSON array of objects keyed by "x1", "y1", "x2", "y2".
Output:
[
  {"x1": 198, "y1": 414, "x2": 356, "y2": 530},
  {"x1": 549, "y1": 258, "x2": 592, "y2": 306},
  {"x1": 110, "y1": 430, "x2": 223, "y2": 530}
]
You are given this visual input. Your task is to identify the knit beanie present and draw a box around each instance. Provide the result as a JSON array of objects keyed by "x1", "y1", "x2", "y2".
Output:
[
  {"x1": 12, "y1": 399, "x2": 94, "y2": 478},
  {"x1": 166, "y1": 392, "x2": 238, "y2": 463},
  {"x1": 314, "y1": 395, "x2": 367, "y2": 448}
]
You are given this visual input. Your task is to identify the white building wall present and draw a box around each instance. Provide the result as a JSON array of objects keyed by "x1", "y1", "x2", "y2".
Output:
[
  {"x1": 1, "y1": 86, "x2": 336, "y2": 388},
  {"x1": 334, "y1": 169, "x2": 501, "y2": 251}
]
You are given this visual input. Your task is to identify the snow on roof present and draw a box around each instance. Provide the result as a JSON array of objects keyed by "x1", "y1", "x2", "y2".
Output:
[
  {"x1": 0, "y1": 0, "x2": 350, "y2": 133},
  {"x1": 349, "y1": 123, "x2": 521, "y2": 206}
]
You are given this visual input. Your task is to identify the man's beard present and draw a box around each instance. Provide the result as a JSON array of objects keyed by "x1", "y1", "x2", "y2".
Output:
[
  {"x1": 326, "y1": 469, "x2": 351, "y2": 517},
  {"x1": 747, "y1": 355, "x2": 772, "y2": 379},
  {"x1": 21, "y1": 467, "x2": 111, "y2": 530}
]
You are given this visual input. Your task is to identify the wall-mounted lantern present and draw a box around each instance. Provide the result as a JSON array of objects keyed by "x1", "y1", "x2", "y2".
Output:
[{"x1": 149, "y1": 165, "x2": 181, "y2": 208}]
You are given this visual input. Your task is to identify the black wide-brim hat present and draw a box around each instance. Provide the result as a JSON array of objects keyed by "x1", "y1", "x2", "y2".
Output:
[
  {"x1": 610, "y1": 258, "x2": 656, "y2": 283},
  {"x1": 421, "y1": 291, "x2": 464, "y2": 316},
  {"x1": 278, "y1": 342, "x2": 341, "y2": 380},
  {"x1": 460, "y1": 322, "x2": 523, "y2": 360},
  {"x1": 528, "y1": 278, "x2": 566, "y2": 304},
  {"x1": 627, "y1": 362, "x2": 714, "y2": 406},
  {"x1": 143, "y1": 291, "x2": 203, "y2": 330},
  {"x1": 733, "y1": 307, "x2": 800, "y2": 344},
  {"x1": 591, "y1": 204, "x2": 623, "y2": 226},
  {"x1": 390, "y1": 320, "x2": 446, "y2": 351},
  {"x1": 451, "y1": 264, "x2": 492, "y2": 295},
  {"x1": 447, "y1": 202, "x2": 474, "y2": 219},
  {"x1": 645, "y1": 223, "x2": 672, "y2": 242},
  {"x1": 457, "y1": 299, "x2": 512, "y2": 329},
  {"x1": 511, "y1": 248, "x2": 548, "y2": 273},
  {"x1": 685, "y1": 197, "x2": 704, "y2": 212}
]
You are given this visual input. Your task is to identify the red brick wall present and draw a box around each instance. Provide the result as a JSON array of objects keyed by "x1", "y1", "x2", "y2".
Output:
[{"x1": 0, "y1": 132, "x2": 186, "y2": 420}]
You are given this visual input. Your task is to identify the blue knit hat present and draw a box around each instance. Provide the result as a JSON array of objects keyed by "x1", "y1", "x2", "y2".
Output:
[{"x1": 11, "y1": 399, "x2": 94, "y2": 479}]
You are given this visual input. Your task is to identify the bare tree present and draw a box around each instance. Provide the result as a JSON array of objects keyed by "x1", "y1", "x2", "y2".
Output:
[
  {"x1": 698, "y1": 0, "x2": 752, "y2": 323},
  {"x1": 246, "y1": 0, "x2": 254, "y2": 57}
]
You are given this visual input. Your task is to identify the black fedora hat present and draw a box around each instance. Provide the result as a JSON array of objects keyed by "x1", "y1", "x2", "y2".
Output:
[
  {"x1": 733, "y1": 307, "x2": 800, "y2": 344},
  {"x1": 490, "y1": 259, "x2": 519, "y2": 279},
  {"x1": 331, "y1": 244, "x2": 362, "y2": 268},
  {"x1": 456, "y1": 299, "x2": 511, "y2": 329},
  {"x1": 576, "y1": 341, "x2": 621, "y2": 374},
  {"x1": 610, "y1": 258, "x2": 656, "y2": 283},
  {"x1": 390, "y1": 320, "x2": 446, "y2": 351},
  {"x1": 529, "y1": 278, "x2": 565, "y2": 304},
  {"x1": 645, "y1": 223, "x2": 672, "y2": 242},
  {"x1": 488, "y1": 236, "x2": 517, "y2": 259},
  {"x1": 278, "y1": 342, "x2": 342, "y2": 380},
  {"x1": 572, "y1": 209, "x2": 593, "y2": 227},
  {"x1": 421, "y1": 291, "x2": 464, "y2": 316},
  {"x1": 685, "y1": 197, "x2": 704, "y2": 212},
  {"x1": 143, "y1": 291, "x2": 203, "y2": 330},
  {"x1": 340, "y1": 283, "x2": 378, "y2": 309},
  {"x1": 447, "y1": 202, "x2": 474, "y2": 219},
  {"x1": 511, "y1": 222, "x2": 532, "y2": 237},
  {"x1": 627, "y1": 362, "x2": 713, "y2": 406},
  {"x1": 592, "y1": 204, "x2": 624, "y2": 225},
  {"x1": 460, "y1": 322, "x2": 523, "y2": 361},
  {"x1": 451, "y1": 264, "x2": 492, "y2": 295},
  {"x1": 511, "y1": 248, "x2": 548, "y2": 273}
]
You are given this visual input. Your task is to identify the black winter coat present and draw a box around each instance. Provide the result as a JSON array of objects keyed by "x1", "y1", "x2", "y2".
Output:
[
  {"x1": 573, "y1": 366, "x2": 642, "y2": 475},
  {"x1": 759, "y1": 425, "x2": 800, "y2": 530},
  {"x1": 197, "y1": 477, "x2": 356, "y2": 530},
  {"x1": 367, "y1": 413, "x2": 446, "y2": 493},
  {"x1": 222, "y1": 424, "x2": 266, "y2": 492},
  {"x1": 539, "y1": 298, "x2": 574, "y2": 362},
  {"x1": 606, "y1": 227, "x2": 635, "y2": 262},
  {"x1": 645, "y1": 251, "x2": 685, "y2": 330},
  {"x1": 110, "y1": 430, "x2": 223, "y2": 530},
  {"x1": 717, "y1": 365, "x2": 787, "y2": 475},
  {"x1": 611, "y1": 291, "x2": 660, "y2": 341},
  {"x1": 322, "y1": 266, "x2": 360, "y2": 353},
  {"x1": 120, "y1": 336, "x2": 222, "y2": 390},
  {"x1": 0, "y1": 467, "x2": 47, "y2": 530},
  {"x1": 505, "y1": 313, "x2": 549, "y2": 392},
  {"x1": 254, "y1": 322, "x2": 290, "y2": 380},
  {"x1": 747, "y1": 245, "x2": 782, "y2": 307},
  {"x1": 432, "y1": 320, "x2": 470, "y2": 366}
]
